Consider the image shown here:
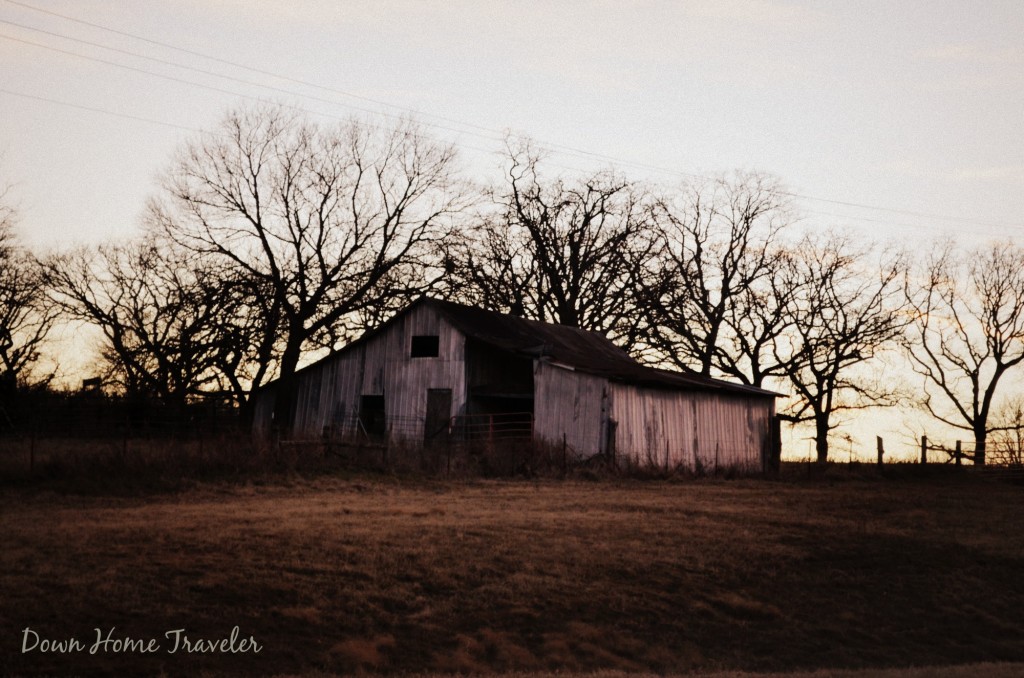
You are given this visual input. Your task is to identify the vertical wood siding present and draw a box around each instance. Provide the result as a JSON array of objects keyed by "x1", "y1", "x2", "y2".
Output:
[
  {"x1": 609, "y1": 383, "x2": 772, "y2": 472},
  {"x1": 249, "y1": 304, "x2": 774, "y2": 477},
  {"x1": 278, "y1": 304, "x2": 467, "y2": 439},
  {"x1": 291, "y1": 347, "x2": 368, "y2": 437},
  {"x1": 380, "y1": 305, "x2": 466, "y2": 441},
  {"x1": 250, "y1": 388, "x2": 276, "y2": 437},
  {"x1": 532, "y1": 361, "x2": 607, "y2": 456}
]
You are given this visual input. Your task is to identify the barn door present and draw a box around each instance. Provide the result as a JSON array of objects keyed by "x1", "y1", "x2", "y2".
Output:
[{"x1": 424, "y1": 389, "x2": 452, "y2": 443}]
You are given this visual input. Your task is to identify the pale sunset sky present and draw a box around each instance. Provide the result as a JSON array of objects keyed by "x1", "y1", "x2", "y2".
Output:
[{"x1": 1, "y1": 0, "x2": 1022, "y2": 458}]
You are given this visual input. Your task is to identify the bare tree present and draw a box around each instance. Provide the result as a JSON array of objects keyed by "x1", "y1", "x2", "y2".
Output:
[
  {"x1": 148, "y1": 105, "x2": 465, "y2": 432},
  {"x1": 782, "y1": 233, "x2": 909, "y2": 463},
  {"x1": 44, "y1": 237, "x2": 252, "y2": 409},
  {"x1": 645, "y1": 172, "x2": 798, "y2": 383},
  {"x1": 905, "y1": 241, "x2": 1024, "y2": 465},
  {"x1": 0, "y1": 190, "x2": 56, "y2": 389},
  {"x1": 720, "y1": 247, "x2": 806, "y2": 387},
  {"x1": 444, "y1": 140, "x2": 658, "y2": 349},
  {"x1": 988, "y1": 397, "x2": 1024, "y2": 466}
]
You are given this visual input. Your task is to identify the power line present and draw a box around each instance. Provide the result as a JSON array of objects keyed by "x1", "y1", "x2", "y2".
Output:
[
  {"x1": 3, "y1": 0, "x2": 1021, "y2": 233},
  {"x1": 2, "y1": 0, "x2": 500, "y2": 137},
  {"x1": 0, "y1": 87, "x2": 202, "y2": 133},
  {"x1": 0, "y1": 3, "x2": 716, "y2": 183},
  {"x1": 785, "y1": 193, "x2": 1015, "y2": 229},
  {"x1": 2, "y1": 86, "x2": 1019, "y2": 244},
  {"x1": 2, "y1": 17, "x2": 694, "y2": 183},
  {"x1": 0, "y1": 32, "x2": 409, "y2": 125},
  {"x1": 800, "y1": 208, "x2": 1019, "y2": 241},
  {"x1": 0, "y1": 28, "x2": 653, "y2": 176},
  {"x1": 0, "y1": 17, "x2": 522, "y2": 149},
  {"x1": 0, "y1": 80, "x2": 506, "y2": 167},
  {"x1": 0, "y1": 31, "x2": 492, "y2": 158}
]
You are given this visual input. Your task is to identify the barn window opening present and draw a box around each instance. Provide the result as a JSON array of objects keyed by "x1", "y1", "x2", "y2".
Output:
[
  {"x1": 411, "y1": 335, "x2": 440, "y2": 357},
  {"x1": 358, "y1": 395, "x2": 386, "y2": 436}
]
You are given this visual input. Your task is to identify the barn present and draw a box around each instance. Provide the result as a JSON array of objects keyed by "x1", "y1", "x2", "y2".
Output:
[{"x1": 252, "y1": 297, "x2": 781, "y2": 473}]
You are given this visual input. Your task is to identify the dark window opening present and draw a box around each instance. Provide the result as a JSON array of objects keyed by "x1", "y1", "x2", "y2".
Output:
[
  {"x1": 358, "y1": 395, "x2": 386, "y2": 436},
  {"x1": 411, "y1": 335, "x2": 440, "y2": 358}
]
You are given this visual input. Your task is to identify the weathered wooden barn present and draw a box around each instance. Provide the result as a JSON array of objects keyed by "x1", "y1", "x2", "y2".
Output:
[{"x1": 252, "y1": 298, "x2": 780, "y2": 472}]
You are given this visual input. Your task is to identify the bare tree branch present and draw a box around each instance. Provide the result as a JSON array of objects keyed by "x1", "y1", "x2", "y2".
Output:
[
  {"x1": 0, "y1": 188, "x2": 56, "y2": 390},
  {"x1": 43, "y1": 237, "x2": 253, "y2": 408},
  {"x1": 148, "y1": 104, "x2": 467, "y2": 432},
  {"x1": 904, "y1": 240, "x2": 1024, "y2": 464},
  {"x1": 645, "y1": 171, "x2": 798, "y2": 385},
  {"x1": 782, "y1": 232, "x2": 909, "y2": 462},
  {"x1": 443, "y1": 138, "x2": 658, "y2": 350}
]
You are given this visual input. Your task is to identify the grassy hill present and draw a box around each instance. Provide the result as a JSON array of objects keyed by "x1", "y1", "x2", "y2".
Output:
[{"x1": 2, "y1": 471, "x2": 1023, "y2": 676}]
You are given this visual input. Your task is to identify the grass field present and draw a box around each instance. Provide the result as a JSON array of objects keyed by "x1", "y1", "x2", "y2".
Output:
[{"x1": 1, "y1": 469, "x2": 1023, "y2": 677}]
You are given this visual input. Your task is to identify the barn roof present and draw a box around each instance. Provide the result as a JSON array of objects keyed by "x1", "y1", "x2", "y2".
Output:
[
  {"x1": 275, "y1": 297, "x2": 779, "y2": 398},
  {"x1": 422, "y1": 298, "x2": 780, "y2": 398}
]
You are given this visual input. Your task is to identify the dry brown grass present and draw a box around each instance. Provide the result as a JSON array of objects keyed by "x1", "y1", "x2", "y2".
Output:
[
  {"x1": 0, "y1": 434, "x2": 345, "y2": 494},
  {"x1": 271, "y1": 667, "x2": 1024, "y2": 678},
  {"x1": 1, "y1": 474, "x2": 1023, "y2": 677}
]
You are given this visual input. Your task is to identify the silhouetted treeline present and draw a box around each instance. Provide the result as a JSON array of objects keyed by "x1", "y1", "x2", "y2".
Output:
[
  {"x1": 0, "y1": 383, "x2": 238, "y2": 439},
  {"x1": 0, "y1": 104, "x2": 1021, "y2": 462}
]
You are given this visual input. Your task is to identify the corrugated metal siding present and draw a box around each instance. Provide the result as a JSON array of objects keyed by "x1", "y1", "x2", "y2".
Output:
[
  {"x1": 533, "y1": 360, "x2": 607, "y2": 456},
  {"x1": 284, "y1": 304, "x2": 466, "y2": 440},
  {"x1": 609, "y1": 383, "x2": 772, "y2": 472}
]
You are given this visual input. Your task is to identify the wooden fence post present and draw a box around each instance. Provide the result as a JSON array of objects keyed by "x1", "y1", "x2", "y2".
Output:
[
  {"x1": 876, "y1": 436, "x2": 884, "y2": 467},
  {"x1": 955, "y1": 440, "x2": 962, "y2": 466},
  {"x1": 921, "y1": 435, "x2": 927, "y2": 464}
]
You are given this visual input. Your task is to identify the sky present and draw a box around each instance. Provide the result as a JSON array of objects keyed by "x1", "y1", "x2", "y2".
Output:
[{"x1": 1, "y1": 0, "x2": 1022, "y2": 458}]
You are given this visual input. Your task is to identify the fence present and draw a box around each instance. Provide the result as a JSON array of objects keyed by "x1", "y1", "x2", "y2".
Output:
[
  {"x1": 314, "y1": 412, "x2": 533, "y2": 444},
  {"x1": 0, "y1": 393, "x2": 246, "y2": 482},
  {"x1": 0, "y1": 393, "x2": 242, "y2": 440},
  {"x1": 2, "y1": 398, "x2": 769, "y2": 481},
  {"x1": 915, "y1": 435, "x2": 1024, "y2": 467},
  {"x1": 281, "y1": 412, "x2": 593, "y2": 478},
  {"x1": 446, "y1": 412, "x2": 534, "y2": 441}
]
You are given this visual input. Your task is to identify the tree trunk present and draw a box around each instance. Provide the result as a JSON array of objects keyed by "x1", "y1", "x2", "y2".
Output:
[
  {"x1": 974, "y1": 430, "x2": 987, "y2": 466},
  {"x1": 272, "y1": 337, "x2": 304, "y2": 438},
  {"x1": 815, "y1": 417, "x2": 830, "y2": 464}
]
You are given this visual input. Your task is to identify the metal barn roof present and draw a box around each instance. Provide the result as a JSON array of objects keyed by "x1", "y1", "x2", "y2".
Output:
[
  {"x1": 423, "y1": 299, "x2": 779, "y2": 398},
  {"x1": 276, "y1": 297, "x2": 778, "y2": 398}
]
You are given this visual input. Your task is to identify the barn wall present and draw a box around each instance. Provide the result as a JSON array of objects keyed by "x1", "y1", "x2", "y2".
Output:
[
  {"x1": 290, "y1": 346, "x2": 368, "y2": 438},
  {"x1": 532, "y1": 361, "x2": 607, "y2": 457},
  {"x1": 250, "y1": 388, "x2": 276, "y2": 437},
  {"x1": 274, "y1": 304, "x2": 467, "y2": 440},
  {"x1": 381, "y1": 305, "x2": 466, "y2": 441},
  {"x1": 609, "y1": 383, "x2": 773, "y2": 473}
]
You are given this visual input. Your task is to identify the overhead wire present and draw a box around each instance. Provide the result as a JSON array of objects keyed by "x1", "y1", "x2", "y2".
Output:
[
  {"x1": 2, "y1": 0, "x2": 704, "y2": 173},
  {"x1": 3, "y1": 81, "x2": 1005, "y2": 240},
  {"x1": 1, "y1": 0, "x2": 1020, "y2": 236},
  {"x1": 0, "y1": 31, "x2": 510, "y2": 160},
  {"x1": 1, "y1": 0, "x2": 503, "y2": 136},
  {"x1": 0, "y1": 87, "x2": 202, "y2": 133}
]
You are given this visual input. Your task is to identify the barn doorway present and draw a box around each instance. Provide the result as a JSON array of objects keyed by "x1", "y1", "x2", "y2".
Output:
[
  {"x1": 358, "y1": 395, "x2": 386, "y2": 437},
  {"x1": 424, "y1": 389, "x2": 452, "y2": 443}
]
